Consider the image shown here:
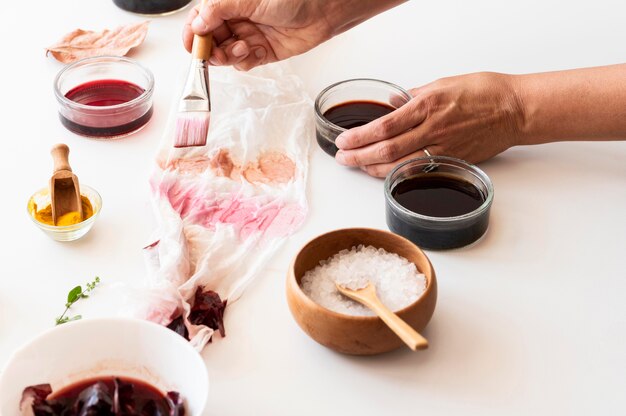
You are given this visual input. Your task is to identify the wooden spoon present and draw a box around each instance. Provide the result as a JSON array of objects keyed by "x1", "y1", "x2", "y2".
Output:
[
  {"x1": 50, "y1": 144, "x2": 83, "y2": 226},
  {"x1": 335, "y1": 282, "x2": 429, "y2": 351}
]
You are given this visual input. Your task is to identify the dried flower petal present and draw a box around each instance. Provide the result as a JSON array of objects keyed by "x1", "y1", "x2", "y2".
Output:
[
  {"x1": 167, "y1": 287, "x2": 227, "y2": 341},
  {"x1": 20, "y1": 384, "x2": 52, "y2": 413},
  {"x1": 21, "y1": 379, "x2": 182, "y2": 415},
  {"x1": 46, "y1": 21, "x2": 149, "y2": 63}
]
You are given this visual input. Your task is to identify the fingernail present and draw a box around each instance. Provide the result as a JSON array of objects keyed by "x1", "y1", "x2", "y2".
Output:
[
  {"x1": 253, "y1": 47, "x2": 266, "y2": 59},
  {"x1": 192, "y1": 16, "x2": 208, "y2": 32},
  {"x1": 335, "y1": 133, "x2": 348, "y2": 149},
  {"x1": 209, "y1": 56, "x2": 221, "y2": 65},
  {"x1": 335, "y1": 150, "x2": 347, "y2": 165},
  {"x1": 232, "y1": 42, "x2": 248, "y2": 57}
]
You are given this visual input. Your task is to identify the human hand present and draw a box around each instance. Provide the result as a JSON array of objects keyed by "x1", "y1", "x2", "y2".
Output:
[
  {"x1": 183, "y1": 0, "x2": 335, "y2": 71},
  {"x1": 183, "y1": 0, "x2": 406, "y2": 71},
  {"x1": 334, "y1": 72, "x2": 525, "y2": 178}
]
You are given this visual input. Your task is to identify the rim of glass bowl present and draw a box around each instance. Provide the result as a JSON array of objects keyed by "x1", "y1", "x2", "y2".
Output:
[
  {"x1": 27, "y1": 184, "x2": 102, "y2": 231},
  {"x1": 384, "y1": 156, "x2": 494, "y2": 223},
  {"x1": 53, "y1": 55, "x2": 155, "y2": 112},
  {"x1": 314, "y1": 78, "x2": 413, "y2": 134}
]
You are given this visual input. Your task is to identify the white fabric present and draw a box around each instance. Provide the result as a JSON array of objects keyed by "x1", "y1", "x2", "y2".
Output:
[{"x1": 142, "y1": 63, "x2": 312, "y2": 349}]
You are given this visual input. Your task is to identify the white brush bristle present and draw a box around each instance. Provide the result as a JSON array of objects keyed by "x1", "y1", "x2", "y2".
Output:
[{"x1": 174, "y1": 113, "x2": 210, "y2": 148}]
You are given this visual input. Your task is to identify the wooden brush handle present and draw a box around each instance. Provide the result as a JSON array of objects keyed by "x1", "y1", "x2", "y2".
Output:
[
  {"x1": 51, "y1": 143, "x2": 72, "y2": 173},
  {"x1": 193, "y1": 0, "x2": 213, "y2": 61},
  {"x1": 193, "y1": 32, "x2": 213, "y2": 61}
]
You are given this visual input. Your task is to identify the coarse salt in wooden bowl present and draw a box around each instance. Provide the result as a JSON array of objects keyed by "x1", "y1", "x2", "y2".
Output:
[{"x1": 286, "y1": 228, "x2": 437, "y2": 355}]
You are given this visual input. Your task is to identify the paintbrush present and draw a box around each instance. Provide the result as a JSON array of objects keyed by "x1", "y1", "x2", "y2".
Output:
[{"x1": 174, "y1": 4, "x2": 212, "y2": 148}]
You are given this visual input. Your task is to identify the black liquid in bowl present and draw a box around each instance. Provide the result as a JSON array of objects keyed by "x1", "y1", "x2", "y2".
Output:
[
  {"x1": 316, "y1": 101, "x2": 395, "y2": 156},
  {"x1": 314, "y1": 79, "x2": 412, "y2": 157},
  {"x1": 113, "y1": 0, "x2": 192, "y2": 15},
  {"x1": 384, "y1": 157, "x2": 494, "y2": 250}
]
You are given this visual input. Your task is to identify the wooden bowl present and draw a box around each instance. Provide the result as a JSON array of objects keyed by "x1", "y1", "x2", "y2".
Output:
[{"x1": 286, "y1": 228, "x2": 437, "y2": 355}]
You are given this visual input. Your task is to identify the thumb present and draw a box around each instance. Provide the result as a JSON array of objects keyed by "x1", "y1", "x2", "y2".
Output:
[{"x1": 192, "y1": 0, "x2": 252, "y2": 34}]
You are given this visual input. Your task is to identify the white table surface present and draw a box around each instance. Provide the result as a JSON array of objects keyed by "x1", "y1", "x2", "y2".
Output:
[{"x1": 1, "y1": 0, "x2": 626, "y2": 414}]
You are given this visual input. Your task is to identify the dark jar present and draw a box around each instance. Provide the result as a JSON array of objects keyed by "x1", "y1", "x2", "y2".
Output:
[
  {"x1": 384, "y1": 156, "x2": 494, "y2": 250},
  {"x1": 113, "y1": 0, "x2": 192, "y2": 15},
  {"x1": 314, "y1": 79, "x2": 412, "y2": 157}
]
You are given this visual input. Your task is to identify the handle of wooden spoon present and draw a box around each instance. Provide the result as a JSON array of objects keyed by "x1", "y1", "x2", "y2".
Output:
[
  {"x1": 361, "y1": 294, "x2": 429, "y2": 351},
  {"x1": 192, "y1": 0, "x2": 213, "y2": 61},
  {"x1": 51, "y1": 143, "x2": 71, "y2": 173}
]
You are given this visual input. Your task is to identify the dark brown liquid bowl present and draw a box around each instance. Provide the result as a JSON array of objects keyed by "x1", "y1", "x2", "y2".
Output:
[
  {"x1": 113, "y1": 0, "x2": 191, "y2": 15},
  {"x1": 286, "y1": 228, "x2": 437, "y2": 355},
  {"x1": 314, "y1": 79, "x2": 412, "y2": 157},
  {"x1": 385, "y1": 156, "x2": 494, "y2": 250}
]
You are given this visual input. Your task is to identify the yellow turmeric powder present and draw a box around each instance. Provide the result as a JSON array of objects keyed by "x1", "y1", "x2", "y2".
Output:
[{"x1": 31, "y1": 195, "x2": 94, "y2": 226}]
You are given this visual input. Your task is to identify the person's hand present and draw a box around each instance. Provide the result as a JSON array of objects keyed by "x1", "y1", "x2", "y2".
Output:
[
  {"x1": 183, "y1": 0, "x2": 406, "y2": 71},
  {"x1": 334, "y1": 72, "x2": 525, "y2": 177},
  {"x1": 183, "y1": 0, "x2": 335, "y2": 71}
]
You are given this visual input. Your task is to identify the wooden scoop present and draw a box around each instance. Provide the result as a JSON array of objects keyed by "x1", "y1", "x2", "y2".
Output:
[
  {"x1": 335, "y1": 282, "x2": 429, "y2": 351},
  {"x1": 50, "y1": 144, "x2": 83, "y2": 226}
]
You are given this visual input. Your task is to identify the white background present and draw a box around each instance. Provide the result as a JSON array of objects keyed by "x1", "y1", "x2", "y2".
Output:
[{"x1": 1, "y1": 0, "x2": 625, "y2": 415}]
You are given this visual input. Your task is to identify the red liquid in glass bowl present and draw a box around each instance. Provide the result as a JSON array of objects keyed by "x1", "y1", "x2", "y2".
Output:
[
  {"x1": 61, "y1": 79, "x2": 153, "y2": 138},
  {"x1": 54, "y1": 56, "x2": 154, "y2": 139}
]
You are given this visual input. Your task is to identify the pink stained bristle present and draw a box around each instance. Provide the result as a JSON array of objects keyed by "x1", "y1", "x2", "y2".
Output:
[{"x1": 174, "y1": 113, "x2": 210, "y2": 148}]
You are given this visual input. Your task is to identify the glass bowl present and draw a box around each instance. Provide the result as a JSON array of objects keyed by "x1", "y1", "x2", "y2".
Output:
[
  {"x1": 27, "y1": 184, "x2": 102, "y2": 242},
  {"x1": 314, "y1": 78, "x2": 412, "y2": 156},
  {"x1": 54, "y1": 56, "x2": 154, "y2": 139},
  {"x1": 384, "y1": 156, "x2": 494, "y2": 250}
]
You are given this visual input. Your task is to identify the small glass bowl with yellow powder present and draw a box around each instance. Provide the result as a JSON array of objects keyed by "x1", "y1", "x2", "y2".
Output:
[{"x1": 27, "y1": 185, "x2": 102, "y2": 241}]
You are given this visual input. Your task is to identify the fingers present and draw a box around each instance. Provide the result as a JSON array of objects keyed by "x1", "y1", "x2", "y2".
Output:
[
  {"x1": 183, "y1": 6, "x2": 234, "y2": 53},
  {"x1": 192, "y1": 0, "x2": 251, "y2": 35},
  {"x1": 182, "y1": 1, "x2": 271, "y2": 71},
  {"x1": 212, "y1": 24, "x2": 235, "y2": 44},
  {"x1": 335, "y1": 127, "x2": 430, "y2": 167},
  {"x1": 361, "y1": 146, "x2": 444, "y2": 179},
  {"x1": 335, "y1": 97, "x2": 428, "y2": 150},
  {"x1": 224, "y1": 19, "x2": 271, "y2": 70},
  {"x1": 209, "y1": 39, "x2": 267, "y2": 69},
  {"x1": 182, "y1": 6, "x2": 200, "y2": 52},
  {"x1": 234, "y1": 46, "x2": 267, "y2": 71},
  {"x1": 184, "y1": 24, "x2": 257, "y2": 68},
  {"x1": 183, "y1": 27, "x2": 194, "y2": 53}
]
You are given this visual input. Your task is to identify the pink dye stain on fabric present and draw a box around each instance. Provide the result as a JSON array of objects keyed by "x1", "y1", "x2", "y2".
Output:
[
  {"x1": 161, "y1": 180, "x2": 305, "y2": 239},
  {"x1": 166, "y1": 149, "x2": 296, "y2": 185}
]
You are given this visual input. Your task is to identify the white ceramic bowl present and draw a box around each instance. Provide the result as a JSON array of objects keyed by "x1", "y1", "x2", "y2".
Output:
[{"x1": 0, "y1": 318, "x2": 208, "y2": 415}]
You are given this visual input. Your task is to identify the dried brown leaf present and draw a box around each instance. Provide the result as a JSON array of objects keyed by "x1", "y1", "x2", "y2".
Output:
[{"x1": 46, "y1": 21, "x2": 150, "y2": 63}]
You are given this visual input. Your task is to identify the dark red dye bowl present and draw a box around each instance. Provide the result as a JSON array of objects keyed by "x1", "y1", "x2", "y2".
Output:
[{"x1": 54, "y1": 56, "x2": 154, "y2": 139}]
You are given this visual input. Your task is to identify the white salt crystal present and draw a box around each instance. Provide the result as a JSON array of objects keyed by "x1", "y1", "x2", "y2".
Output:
[{"x1": 300, "y1": 245, "x2": 427, "y2": 316}]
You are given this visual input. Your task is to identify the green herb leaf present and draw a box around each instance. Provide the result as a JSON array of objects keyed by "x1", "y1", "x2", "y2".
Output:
[
  {"x1": 67, "y1": 286, "x2": 83, "y2": 303},
  {"x1": 55, "y1": 277, "x2": 101, "y2": 326}
]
